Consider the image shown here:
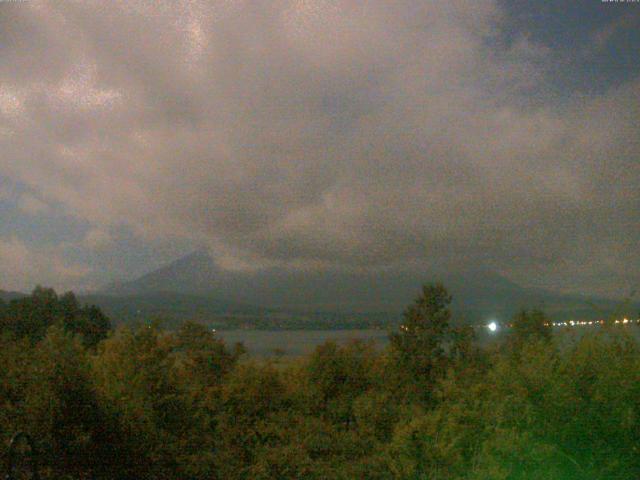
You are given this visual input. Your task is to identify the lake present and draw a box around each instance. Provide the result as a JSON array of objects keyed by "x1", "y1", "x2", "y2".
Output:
[
  {"x1": 216, "y1": 329, "x2": 391, "y2": 357},
  {"x1": 217, "y1": 324, "x2": 640, "y2": 357}
]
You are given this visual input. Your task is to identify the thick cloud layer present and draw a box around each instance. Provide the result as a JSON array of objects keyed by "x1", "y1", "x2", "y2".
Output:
[{"x1": 0, "y1": 1, "x2": 638, "y2": 296}]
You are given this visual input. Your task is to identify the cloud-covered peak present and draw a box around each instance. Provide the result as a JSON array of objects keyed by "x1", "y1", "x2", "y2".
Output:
[{"x1": 0, "y1": 0, "x2": 638, "y2": 296}]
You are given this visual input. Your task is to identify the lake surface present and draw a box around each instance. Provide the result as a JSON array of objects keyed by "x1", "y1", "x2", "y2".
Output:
[
  {"x1": 217, "y1": 329, "x2": 391, "y2": 357},
  {"x1": 217, "y1": 325, "x2": 640, "y2": 357}
]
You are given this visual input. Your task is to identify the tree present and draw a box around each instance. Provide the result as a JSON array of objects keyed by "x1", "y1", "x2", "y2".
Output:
[
  {"x1": 215, "y1": 362, "x2": 289, "y2": 479},
  {"x1": 91, "y1": 325, "x2": 186, "y2": 479},
  {"x1": 57, "y1": 292, "x2": 111, "y2": 347},
  {"x1": 0, "y1": 298, "x2": 6, "y2": 334},
  {"x1": 511, "y1": 308, "x2": 551, "y2": 345},
  {"x1": 0, "y1": 325, "x2": 105, "y2": 479},
  {"x1": 305, "y1": 340, "x2": 376, "y2": 427},
  {"x1": 1, "y1": 288, "x2": 111, "y2": 346},
  {"x1": 172, "y1": 321, "x2": 244, "y2": 387},
  {"x1": 74, "y1": 304, "x2": 111, "y2": 348},
  {"x1": 59, "y1": 291, "x2": 80, "y2": 322},
  {"x1": 389, "y1": 283, "x2": 452, "y2": 402}
]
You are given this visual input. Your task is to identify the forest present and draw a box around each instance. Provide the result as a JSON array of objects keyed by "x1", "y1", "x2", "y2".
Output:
[{"x1": 1, "y1": 284, "x2": 639, "y2": 479}]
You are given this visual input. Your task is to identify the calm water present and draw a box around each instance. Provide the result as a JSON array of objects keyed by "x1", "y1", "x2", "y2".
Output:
[
  {"x1": 217, "y1": 329, "x2": 390, "y2": 357},
  {"x1": 217, "y1": 325, "x2": 640, "y2": 357}
]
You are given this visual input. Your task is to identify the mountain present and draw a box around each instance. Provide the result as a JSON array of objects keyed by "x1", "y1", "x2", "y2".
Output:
[
  {"x1": 104, "y1": 249, "x2": 222, "y2": 295},
  {"x1": 0, "y1": 290, "x2": 27, "y2": 302},
  {"x1": 102, "y1": 250, "x2": 505, "y2": 312},
  {"x1": 99, "y1": 250, "x2": 637, "y2": 323},
  {"x1": 80, "y1": 291, "x2": 265, "y2": 327}
]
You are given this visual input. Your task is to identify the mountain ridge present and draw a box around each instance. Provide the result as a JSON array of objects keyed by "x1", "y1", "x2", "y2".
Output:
[{"x1": 97, "y1": 250, "x2": 637, "y2": 322}]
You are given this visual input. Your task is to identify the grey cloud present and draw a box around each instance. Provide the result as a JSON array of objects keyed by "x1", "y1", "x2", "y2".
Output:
[
  {"x1": 0, "y1": 236, "x2": 90, "y2": 292},
  {"x1": 0, "y1": 0, "x2": 638, "y2": 296}
]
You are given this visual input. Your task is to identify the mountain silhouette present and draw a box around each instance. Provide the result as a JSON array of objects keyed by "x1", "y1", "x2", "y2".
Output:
[{"x1": 98, "y1": 250, "x2": 634, "y2": 323}]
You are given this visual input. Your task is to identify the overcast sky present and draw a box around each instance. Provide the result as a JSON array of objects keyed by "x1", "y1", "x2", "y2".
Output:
[{"x1": 0, "y1": 0, "x2": 638, "y2": 297}]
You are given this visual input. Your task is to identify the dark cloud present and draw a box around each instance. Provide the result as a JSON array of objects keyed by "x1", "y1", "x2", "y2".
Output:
[{"x1": 0, "y1": 0, "x2": 638, "y2": 296}]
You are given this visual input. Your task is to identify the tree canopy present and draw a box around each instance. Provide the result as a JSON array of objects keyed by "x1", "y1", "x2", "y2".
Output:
[
  {"x1": 0, "y1": 287, "x2": 111, "y2": 347},
  {"x1": 1, "y1": 284, "x2": 639, "y2": 479}
]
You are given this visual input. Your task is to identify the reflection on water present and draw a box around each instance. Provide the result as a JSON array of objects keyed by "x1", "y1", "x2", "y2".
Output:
[
  {"x1": 216, "y1": 329, "x2": 390, "y2": 357},
  {"x1": 217, "y1": 325, "x2": 640, "y2": 357}
]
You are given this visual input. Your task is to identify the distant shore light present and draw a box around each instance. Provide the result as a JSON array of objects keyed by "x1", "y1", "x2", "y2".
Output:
[{"x1": 487, "y1": 321, "x2": 498, "y2": 333}]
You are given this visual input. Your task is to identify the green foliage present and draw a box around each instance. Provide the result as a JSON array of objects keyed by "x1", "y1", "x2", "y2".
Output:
[
  {"x1": 0, "y1": 326, "x2": 105, "y2": 478},
  {"x1": 0, "y1": 287, "x2": 111, "y2": 347},
  {"x1": 1, "y1": 284, "x2": 639, "y2": 479},
  {"x1": 172, "y1": 321, "x2": 244, "y2": 389},
  {"x1": 388, "y1": 284, "x2": 452, "y2": 402},
  {"x1": 386, "y1": 332, "x2": 640, "y2": 479},
  {"x1": 306, "y1": 340, "x2": 376, "y2": 426},
  {"x1": 390, "y1": 284, "x2": 452, "y2": 361},
  {"x1": 510, "y1": 308, "x2": 552, "y2": 345}
]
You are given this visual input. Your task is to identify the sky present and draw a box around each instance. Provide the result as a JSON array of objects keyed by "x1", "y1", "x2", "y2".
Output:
[{"x1": 0, "y1": 0, "x2": 638, "y2": 297}]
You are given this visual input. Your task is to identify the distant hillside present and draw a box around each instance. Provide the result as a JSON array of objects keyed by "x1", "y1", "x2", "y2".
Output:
[
  {"x1": 0, "y1": 290, "x2": 27, "y2": 302},
  {"x1": 102, "y1": 250, "x2": 516, "y2": 312},
  {"x1": 99, "y1": 251, "x2": 639, "y2": 324},
  {"x1": 104, "y1": 249, "x2": 220, "y2": 296},
  {"x1": 80, "y1": 291, "x2": 266, "y2": 327},
  {"x1": 4, "y1": 253, "x2": 635, "y2": 327}
]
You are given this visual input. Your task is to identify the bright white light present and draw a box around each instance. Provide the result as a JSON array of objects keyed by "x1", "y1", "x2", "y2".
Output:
[{"x1": 487, "y1": 321, "x2": 498, "y2": 333}]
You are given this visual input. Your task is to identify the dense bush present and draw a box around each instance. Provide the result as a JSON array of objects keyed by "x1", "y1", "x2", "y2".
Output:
[
  {"x1": 1, "y1": 287, "x2": 110, "y2": 347},
  {"x1": 1, "y1": 285, "x2": 639, "y2": 479}
]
